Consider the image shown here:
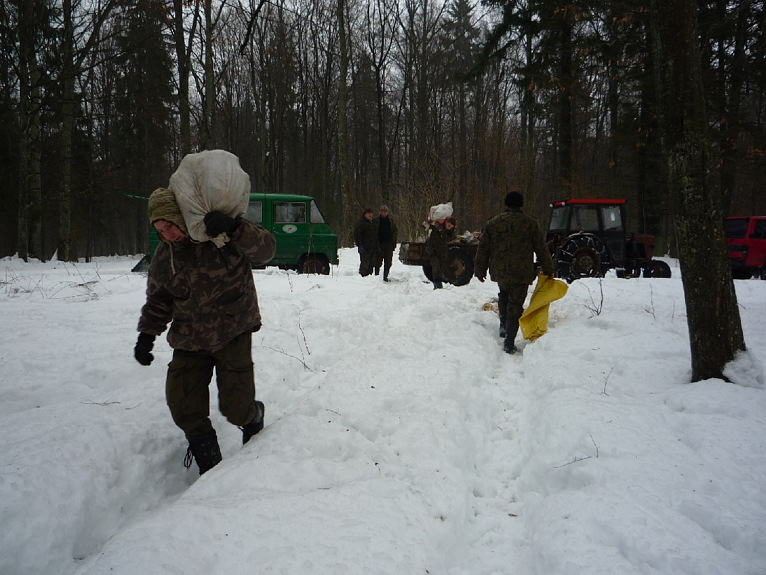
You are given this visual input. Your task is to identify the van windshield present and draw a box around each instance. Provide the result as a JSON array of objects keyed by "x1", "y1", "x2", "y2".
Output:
[
  {"x1": 245, "y1": 202, "x2": 263, "y2": 224},
  {"x1": 310, "y1": 200, "x2": 327, "y2": 224}
]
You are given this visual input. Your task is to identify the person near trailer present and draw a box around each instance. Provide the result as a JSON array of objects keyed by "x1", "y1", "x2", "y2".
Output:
[{"x1": 425, "y1": 216, "x2": 457, "y2": 289}]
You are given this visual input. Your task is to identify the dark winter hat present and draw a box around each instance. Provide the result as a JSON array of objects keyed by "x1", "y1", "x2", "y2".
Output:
[
  {"x1": 505, "y1": 191, "x2": 524, "y2": 208},
  {"x1": 148, "y1": 187, "x2": 188, "y2": 234}
]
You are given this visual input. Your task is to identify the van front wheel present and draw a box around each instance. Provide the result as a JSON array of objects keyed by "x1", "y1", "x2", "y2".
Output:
[{"x1": 299, "y1": 254, "x2": 330, "y2": 275}]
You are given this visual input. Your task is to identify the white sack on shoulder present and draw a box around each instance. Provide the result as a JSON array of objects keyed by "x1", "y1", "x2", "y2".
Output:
[
  {"x1": 429, "y1": 202, "x2": 453, "y2": 222},
  {"x1": 169, "y1": 150, "x2": 251, "y2": 245}
]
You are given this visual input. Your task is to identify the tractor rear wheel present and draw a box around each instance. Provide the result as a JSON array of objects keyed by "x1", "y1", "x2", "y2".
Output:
[{"x1": 556, "y1": 234, "x2": 611, "y2": 283}]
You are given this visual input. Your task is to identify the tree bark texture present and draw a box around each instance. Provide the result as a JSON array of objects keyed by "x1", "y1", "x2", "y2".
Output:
[{"x1": 652, "y1": 0, "x2": 746, "y2": 382}]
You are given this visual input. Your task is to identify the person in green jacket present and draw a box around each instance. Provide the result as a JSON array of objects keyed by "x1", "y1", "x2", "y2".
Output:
[{"x1": 474, "y1": 191, "x2": 554, "y2": 354}]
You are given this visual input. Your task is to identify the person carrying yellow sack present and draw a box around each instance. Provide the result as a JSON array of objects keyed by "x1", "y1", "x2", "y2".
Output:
[
  {"x1": 519, "y1": 274, "x2": 568, "y2": 341},
  {"x1": 475, "y1": 190, "x2": 555, "y2": 354}
]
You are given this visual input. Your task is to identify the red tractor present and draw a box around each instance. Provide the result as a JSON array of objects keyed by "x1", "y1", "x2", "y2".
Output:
[{"x1": 546, "y1": 199, "x2": 671, "y2": 283}]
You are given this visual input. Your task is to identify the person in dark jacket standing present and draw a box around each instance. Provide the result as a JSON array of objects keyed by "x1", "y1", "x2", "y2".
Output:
[
  {"x1": 373, "y1": 205, "x2": 399, "y2": 282},
  {"x1": 354, "y1": 208, "x2": 377, "y2": 277},
  {"x1": 425, "y1": 216, "x2": 456, "y2": 289},
  {"x1": 134, "y1": 187, "x2": 276, "y2": 475},
  {"x1": 474, "y1": 191, "x2": 554, "y2": 354}
]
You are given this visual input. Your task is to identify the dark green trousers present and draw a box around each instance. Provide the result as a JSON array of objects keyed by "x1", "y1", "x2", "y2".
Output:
[
  {"x1": 498, "y1": 283, "x2": 529, "y2": 344},
  {"x1": 166, "y1": 331, "x2": 257, "y2": 440},
  {"x1": 374, "y1": 241, "x2": 395, "y2": 278}
]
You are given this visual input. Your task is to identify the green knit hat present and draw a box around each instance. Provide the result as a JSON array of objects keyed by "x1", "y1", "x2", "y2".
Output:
[{"x1": 148, "y1": 188, "x2": 188, "y2": 234}]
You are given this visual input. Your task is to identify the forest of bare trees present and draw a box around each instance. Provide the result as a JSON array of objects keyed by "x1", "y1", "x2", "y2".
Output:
[{"x1": 1, "y1": 0, "x2": 764, "y2": 262}]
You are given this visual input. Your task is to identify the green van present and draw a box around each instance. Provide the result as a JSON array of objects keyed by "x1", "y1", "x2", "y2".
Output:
[
  {"x1": 133, "y1": 193, "x2": 338, "y2": 274},
  {"x1": 244, "y1": 193, "x2": 338, "y2": 274}
]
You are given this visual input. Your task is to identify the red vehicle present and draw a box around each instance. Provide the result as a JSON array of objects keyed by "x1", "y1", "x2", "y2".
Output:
[
  {"x1": 724, "y1": 216, "x2": 766, "y2": 279},
  {"x1": 547, "y1": 199, "x2": 671, "y2": 282}
]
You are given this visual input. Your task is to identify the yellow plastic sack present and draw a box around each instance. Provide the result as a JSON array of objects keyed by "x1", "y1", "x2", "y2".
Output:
[{"x1": 519, "y1": 274, "x2": 568, "y2": 341}]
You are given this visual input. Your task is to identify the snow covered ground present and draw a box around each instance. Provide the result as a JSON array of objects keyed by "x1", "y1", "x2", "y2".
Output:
[{"x1": 1, "y1": 248, "x2": 765, "y2": 575}]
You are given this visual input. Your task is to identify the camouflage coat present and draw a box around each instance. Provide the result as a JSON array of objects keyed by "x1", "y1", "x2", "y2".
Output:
[
  {"x1": 474, "y1": 207, "x2": 554, "y2": 287},
  {"x1": 138, "y1": 219, "x2": 276, "y2": 352},
  {"x1": 425, "y1": 223, "x2": 456, "y2": 280}
]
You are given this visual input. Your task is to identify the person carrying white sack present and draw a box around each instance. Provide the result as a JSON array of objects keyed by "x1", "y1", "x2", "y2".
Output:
[{"x1": 134, "y1": 150, "x2": 276, "y2": 476}]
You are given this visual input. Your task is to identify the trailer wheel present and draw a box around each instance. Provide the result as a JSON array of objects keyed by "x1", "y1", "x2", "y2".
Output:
[
  {"x1": 643, "y1": 260, "x2": 671, "y2": 278},
  {"x1": 299, "y1": 254, "x2": 330, "y2": 275},
  {"x1": 556, "y1": 234, "x2": 611, "y2": 283},
  {"x1": 446, "y1": 246, "x2": 474, "y2": 286}
]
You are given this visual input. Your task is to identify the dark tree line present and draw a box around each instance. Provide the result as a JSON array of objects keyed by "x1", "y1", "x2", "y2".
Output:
[{"x1": 2, "y1": 0, "x2": 764, "y2": 261}]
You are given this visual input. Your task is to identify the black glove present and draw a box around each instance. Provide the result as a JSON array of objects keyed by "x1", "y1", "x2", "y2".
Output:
[
  {"x1": 204, "y1": 211, "x2": 237, "y2": 237},
  {"x1": 134, "y1": 333, "x2": 156, "y2": 366}
]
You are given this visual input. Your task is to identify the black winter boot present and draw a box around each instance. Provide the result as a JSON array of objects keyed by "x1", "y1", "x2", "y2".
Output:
[
  {"x1": 242, "y1": 401, "x2": 265, "y2": 445},
  {"x1": 433, "y1": 280, "x2": 443, "y2": 289},
  {"x1": 184, "y1": 430, "x2": 222, "y2": 475}
]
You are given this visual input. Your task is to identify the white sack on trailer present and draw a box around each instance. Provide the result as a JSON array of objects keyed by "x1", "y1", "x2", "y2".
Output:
[
  {"x1": 169, "y1": 150, "x2": 251, "y2": 246},
  {"x1": 428, "y1": 202, "x2": 453, "y2": 222}
]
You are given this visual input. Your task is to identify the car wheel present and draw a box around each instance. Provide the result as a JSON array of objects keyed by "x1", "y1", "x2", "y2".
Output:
[
  {"x1": 299, "y1": 254, "x2": 330, "y2": 275},
  {"x1": 446, "y1": 246, "x2": 474, "y2": 286}
]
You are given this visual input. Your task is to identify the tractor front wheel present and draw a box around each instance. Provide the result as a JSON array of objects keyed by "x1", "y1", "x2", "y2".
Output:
[{"x1": 643, "y1": 260, "x2": 672, "y2": 278}]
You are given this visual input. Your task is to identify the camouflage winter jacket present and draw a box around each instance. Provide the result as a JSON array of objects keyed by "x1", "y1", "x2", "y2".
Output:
[
  {"x1": 474, "y1": 207, "x2": 554, "y2": 287},
  {"x1": 138, "y1": 219, "x2": 276, "y2": 352}
]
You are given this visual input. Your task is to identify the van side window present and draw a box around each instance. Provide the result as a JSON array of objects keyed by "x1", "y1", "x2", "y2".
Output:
[
  {"x1": 274, "y1": 202, "x2": 306, "y2": 224},
  {"x1": 753, "y1": 219, "x2": 766, "y2": 239},
  {"x1": 245, "y1": 201, "x2": 263, "y2": 224},
  {"x1": 310, "y1": 200, "x2": 327, "y2": 224}
]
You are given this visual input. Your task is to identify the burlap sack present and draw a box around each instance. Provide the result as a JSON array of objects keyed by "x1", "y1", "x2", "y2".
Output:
[{"x1": 168, "y1": 150, "x2": 251, "y2": 246}]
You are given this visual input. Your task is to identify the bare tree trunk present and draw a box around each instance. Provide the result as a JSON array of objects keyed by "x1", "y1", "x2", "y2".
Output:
[
  {"x1": 338, "y1": 0, "x2": 352, "y2": 245},
  {"x1": 59, "y1": 0, "x2": 74, "y2": 261},
  {"x1": 557, "y1": 8, "x2": 573, "y2": 197},
  {"x1": 201, "y1": 0, "x2": 215, "y2": 149},
  {"x1": 652, "y1": 0, "x2": 746, "y2": 382},
  {"x1": 173, "y1": 0, "x2": 193, "y2": 156},
  {"x1": 17, "y1": 0, "x2": 43, "y2": 261}
]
